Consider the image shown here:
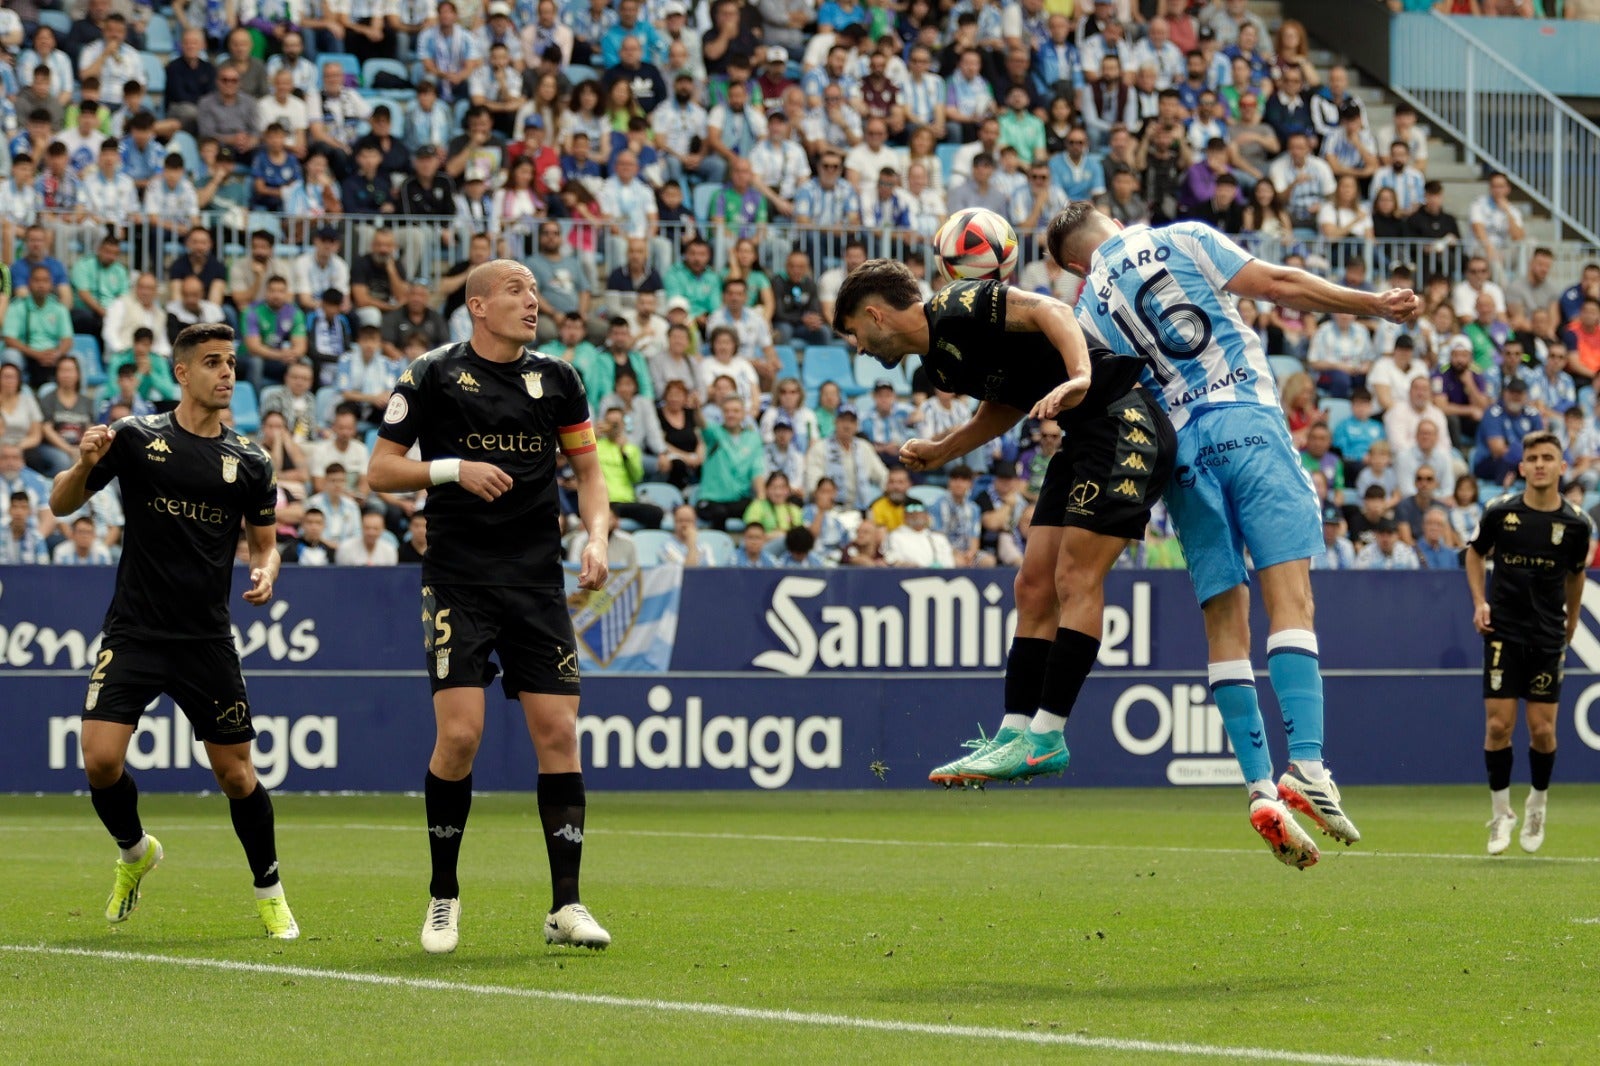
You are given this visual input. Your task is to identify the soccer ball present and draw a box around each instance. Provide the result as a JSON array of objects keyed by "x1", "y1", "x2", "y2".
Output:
[{"x1": 933, "y1": 207, "x2": 1020, "y2": 282}]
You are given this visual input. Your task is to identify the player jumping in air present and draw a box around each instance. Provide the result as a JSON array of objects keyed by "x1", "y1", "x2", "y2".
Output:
[
  {"x1": 1466, "y1": 431, "x2": 1593, "y2": 855},
  {"x1": 48, "y1": 323, "x2": 299, "y2": 938},
  {"x1": 832, "y1": 259, "x2": 1176, "y2": 785},
  {"x1": 1048, "y1": 204, "x2": 1420, "y2": 868},
  {"x1": 368, "y1": 260, "x2": 614, "y2": 955}
]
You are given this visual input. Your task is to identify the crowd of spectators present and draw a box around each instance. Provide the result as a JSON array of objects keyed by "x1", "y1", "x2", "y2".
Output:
[{"x1": 2, "y1": 0, "x2": 1600, "y2": 573}]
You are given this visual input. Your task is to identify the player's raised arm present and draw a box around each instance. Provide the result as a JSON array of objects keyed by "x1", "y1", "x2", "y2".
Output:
[
  {"x1": 1004, "y1": 289, "x2": 1093, "y2": 419},
  {"x1": 1226, "y1": 258, "x2": 1421, "y2": 325},
  {"x1": 49, "y1": 422, "x2": 117, "y2": 517},
  {"x1": 901, "y1": 400, "x2": 1026, "y2": 472}
]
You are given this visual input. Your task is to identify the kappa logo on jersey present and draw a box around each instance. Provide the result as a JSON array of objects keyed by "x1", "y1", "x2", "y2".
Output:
[
  {"x1": 1113, "y1": 478, "x2": 1139, "y2": 497},
  {"x1": 145, "y1": 438, "x2": 171, "y2": 458},
  {"x1": 957, "y1": 287, "x2": 978, "y2": 313},
  {"x1": 1123, "y1": 406, "x2": 1146, "y2": 423},
  {"x1": 930, "y1": 287, "x2": 951, "y2": 310},
  {"x1": 221, "y1": 455, "x2": 239, "y2": 483},
  {"x1": 399, "y1": 367, "x2": 416, "y2": 386},
  {"x1": 1125, "y1": 427, "x2": 1152, "y2": 446},
  {"x1": 456, "y1": 371, "x2": 481, "y2": 393},
  {"x1": 524, "y1": 371, "x2": 544, "y2": 398},
  {"x1": 1121, "y1": 452, "x2": 1149, "y2": 472},
  {"x1": 1504, "y1": 513, "x2": 1521, "y2": 529},
  {"x1": 1553, "y1": 524, "x2": 1566, "y2": 545}
]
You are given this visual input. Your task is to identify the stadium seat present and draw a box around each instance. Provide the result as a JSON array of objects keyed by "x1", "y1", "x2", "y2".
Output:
[
  {"x1": 322, "y1": 52, "x2": 361, "y2": 84},
  {"x1": 631, "y1": 529, "x2": 673, "y2": 566},
  {"x1": 636, "y1": 481, "x2": 683, "y2": 520},
  {"x1": 692, "y1": 182, "x2": 722, "y2": 226},
  {"x1": 1320, "y1": 397, "x2": 1353, "y2": 433},
  {"x1": 803, "y1": 346, "x2": 865, "y2": 397},
  {"x1": 1580, "y1": 385, "x2": 1595, "y2": 411},
  {"x1": 565, "y1": 65, "x2": 599, "y2": 85},
  {"x1": 231, "y1": 381, "x2": 261, "y2": 434},
  {"x1": 854, "y1": 353, "x2": 890, "y2": 394},
  {"x1": 935, "y1": 142, "x2": 960, "y2": 186},
  {"x1": 774, "y1": 344, "x2": 800, "y2": 384},
  {"x1": 908, "y1": 485, "x2": 946, "y2": 508},
  {"x1": 900, "y1": 353, "x2": 921, "y2": 394},
  {"x1": 144, "y1": 16, "x2": 176, "y2": 56},
  {"x1": 1269, "y1": 355, "x2": 1304, "y2": 383},
  {"x1": 362, "y1": 57, "x2": 410, "y2": 88},
  {"x1": 315, "y1": 385, "x2": 343, "y2": 427},
  {"x1": 72, "y1": 335, "x2": 106, "y2": 390},
  {"x1": 169, "y1": 130, "x2": 201, "y2": 174},
  {"x1": 698, "y1": 529, "x2": 734, "y2": 565},
  {"x1": 140, "y1": 52, "x2": 167, "y2": 96},
  {"x1": 37, "y1": 10, "x2": 71, "y2": 36}
]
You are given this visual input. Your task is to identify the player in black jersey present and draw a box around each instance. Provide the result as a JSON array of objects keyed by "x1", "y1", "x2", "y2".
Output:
[
  {"x1": 833, "y1": 258, "x2": 1175, "y2": 785},
  {"x1": 368, "y1": 259, "x2": 614, "y2": 955},
  {"x1": 1466, "y1": 431, "x2": 1594, "y2": 855},
  {"x1": 47, "y1": 323, "x2": 299, "y2": 939}
]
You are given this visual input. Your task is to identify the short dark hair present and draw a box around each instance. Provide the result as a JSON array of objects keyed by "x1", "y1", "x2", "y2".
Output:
[
  {"x1": 132, "y1": 327, "x2": 154, "y2": 343},
  {"x1": 948, "y1": 464, "x2": 974, "y2": 481},
  {"x1": 130, "y1": 112, "x2": 155, "y2": 132},
  {"x1": 1523, "y1": 429, "x2": 1563, "y2": 456},
  {"x1": 172, "y1": 322, "x2": 235, "y2": 363},
  {"x1": 334, "y1": 401, "x2": 362, "y2": 420},
  {"x1": 1046, "y1": 201, "x2": 1101, "y2": 270},
  {"x1": 785, "y1": 526, "x2": 816, "y2": 554},
  {"x1": 251, "y1": 228, "x2": 276, "y2": 245},
  {"x1": 1350, "y1": 387, "x2": 1372, "y2": 403},
  {"x1": 831, "y1": 258, "x2": 922, "y2": 334}
]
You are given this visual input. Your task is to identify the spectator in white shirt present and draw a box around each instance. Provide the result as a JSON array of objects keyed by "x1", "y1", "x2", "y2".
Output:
[
  {"x1": 335, "y1": 511, "x2": 400, "y2": 565},
  {"x1": 310, "y1": 405, "x2": 371, "y2": 496},
  {"x1": 304, "y1": 463, "x2": 364, "y2": 548},
  {"x1": 704, "y1": 278, "x2": 780, "y2": 388},
  {"x1": 883, "y1": 501, "x2": 953, "y2": 567},
  {"x1": 1468, "y1": 171, "x2": 1526, "y2": 276},
  {"x1": 52, "y1": 516, "x2": 115, "y2": 565},
  {"x1": 1451, "y1": 255, "x2": 1507, "y2": 322},
  {"x1": 78, "y1": 14, "x2": 142, "y2": 107},
  {"x1": 103, "y1": 273, "x2": 172, "y2": 358},
  {"x1": 1354, "y1": 517, "x2": 1420, "y2": 570}
]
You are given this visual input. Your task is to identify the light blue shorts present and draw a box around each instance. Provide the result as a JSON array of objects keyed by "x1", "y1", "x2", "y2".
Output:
[{"x1": 1164, "y1": 404, "x2": 1323, "y2": 605}]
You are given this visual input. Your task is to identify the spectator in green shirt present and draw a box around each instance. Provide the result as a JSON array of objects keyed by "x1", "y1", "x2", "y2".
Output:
[
  {"x1": 663, "y1": 238, "x2": 724, "y2": 327},
  {"x1": 742, "y1": 471, "x2": 805, "y2": 542},
  {"x1": 697, "y1": 394, "x2": 765, "y2": 529},
  {"x1": 997, "y1": 85, "x2": 1047, "y2": 165},
  {"x1": 244, "y1": 275, "x2": 309, "y2": 389},
  {"x1": 105, "y1": 328, "x2": 180, "y2": 403},
  {"x1": 574, "y1": 317, "x2": 655, "y2": 413},
  {"x1": 546, "y1": 313, "x2": 605, "y2": 382},
  {"x1": 2, "y1": 266, "x2": 74, "y2": 389},
  {"x1": 596, "y1": 402, "x2": 666, "y2": 530},
  {"x1": 68, "y1": 235, "x2": 131, "y2": 339}
]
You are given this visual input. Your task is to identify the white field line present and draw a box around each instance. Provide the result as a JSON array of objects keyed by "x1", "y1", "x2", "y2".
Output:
[
  {"x1": 6, "y1": 823, "x2": 1599, "y2": 865},
  {"x1": 0, "y1": 944, "x2": 1462, "y2": 1066}
]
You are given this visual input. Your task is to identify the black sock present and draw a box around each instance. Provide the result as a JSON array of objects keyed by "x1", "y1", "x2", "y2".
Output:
[
  {"x1": 1038, "y1": 627, "x2": 1102, "y2": 719},
  {"x1": 1004, "y1": 637, "x2": 1052, "y2": 713},
  {"x1": 1485, "y1": 747, "x2": 1513, "y2": 792},
  {"x1": 425, "y1": 770, "x2": 472, "y2": 900},
  {"x1": 229, "y1": 783, "x2": 280, "y2": 889},
  {"x1": 537, "y1": 772, "x2": 586, "y2": 911},
  {"x1": 89, "y1": 771, "x2": 144, "y2": 850},
  {"x1": 1529, "y1": 747, "x2": 1556, "y2": 791}
]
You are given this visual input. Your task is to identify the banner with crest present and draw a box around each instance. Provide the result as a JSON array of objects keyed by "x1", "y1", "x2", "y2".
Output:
[{"x1": 563, "y1": 564, "x2": 683, "y2": 673}]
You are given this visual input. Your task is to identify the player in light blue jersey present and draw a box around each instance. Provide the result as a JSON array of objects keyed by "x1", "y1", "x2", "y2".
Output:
[{"x1": 1048, "y1": 204, "x2": 1420, "y2": 870}]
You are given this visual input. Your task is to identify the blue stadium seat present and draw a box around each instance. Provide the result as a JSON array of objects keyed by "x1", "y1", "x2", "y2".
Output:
[
  {"x1": 315, "y1": 385, "x2": 344, "y2": 427},
  {"x1": 935, "y1": 142, "x2": 960, "y2": 185},
  {"x1": 321, "y1": 52, "x2": 361, "y2": 84},
  {"x1": 908, "y1": 485, "x2": 946, "y2": 508},
  {"x1": 854, "y1": 353, "x2": 890, "y2": 394},
  {"x1": 565, "y1": 65, "x2": 599, "y2": 85},
  {"x1": 1580, "y1": 384, "x2": 1595, "y2": 411},
  {"x1": 362, "y1": 57, "x2": 411, "y2": 88},
  {"x1": 1321, "y1": 397, "x2": 1353, "y2": 432},
  {"x1": 72, "y1": 335, "x2": 106, "y2": 390},
  {"x1": 1269, "y1": 355, "x2": 1304, "y2": 383},
  {"x1": 803, "y1": 345, "x2": 865, "y2": 397},
  {"x1": 231, "y1": 381, "x2": 261, "y2": 434},
  {"x1": 899, "y1": 352, "x2": 921, "y2": 394},
  {"x1": 631, "y1": 528, "x2": 673, "y2": 566},
  {"x1": 698, "y1": 529, "x2": 734, "y2": 566},
  {"x1": 140, "y1": 52, "x2": 167, "y2": 96},
  {"x1": 636, "y1": 481, "x2": 683, "y2": 521},
  {"x1": 692, "y1": 182, "x2": 722, "y2": 226},
  {"x1": 37, "y1": 10, "x2": 71, "y2": 36},
  {"x1": 169, "y1": 130, "x2": 201, "y2": 174},
  {"x1": 773, "y1": 344, "x2": 799, "y2": 384},
  {"x1": 144, "y1": 16, "x2": 175, "y2": 55}
]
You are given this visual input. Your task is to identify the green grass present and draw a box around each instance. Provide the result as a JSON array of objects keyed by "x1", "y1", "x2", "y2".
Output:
[{"x1": 2, "y1": 787, "x2": 1597, "y2": 1065}]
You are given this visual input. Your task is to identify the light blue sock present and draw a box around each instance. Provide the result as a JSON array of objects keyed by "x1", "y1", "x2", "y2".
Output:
[
  {"x1": 1209, "y1": 661, "x2": 1273, "y2": 784},
  {"x1": 1267, "y1": 630, "x2": 1324, "y2": 764}
]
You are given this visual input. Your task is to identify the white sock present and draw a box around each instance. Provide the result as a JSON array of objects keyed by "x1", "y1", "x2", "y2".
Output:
[
  {"x1": 118, "y1": 834, "x2": 148, "y2": 864},
  {"x1": 1491, "y1": 788, "x2": 1513, "y2": 818},
  {"x1": 1247, "y1": 778, "x2": 1275, "y2": 798},
  {"x1": 1526, "y1": 787, "x2": 1548, "y2": 811},
  {"x1": 255, "y1": 881, "x2": 286, "y2": 901},
  {"x1": 1000, "y1": 713, "x2": 1031, "y2": 733},
  {"x1": 1030, "y1": 710, "x2": 1067, "y2": 735},
  {"x1": 1295, "y1": 759, "x2": 1327, "y2": 780}
]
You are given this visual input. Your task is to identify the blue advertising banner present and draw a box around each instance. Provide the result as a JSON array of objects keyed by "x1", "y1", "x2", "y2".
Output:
[{"x1": 3, "y1": 566, "x2": 1599, "y2": 791}]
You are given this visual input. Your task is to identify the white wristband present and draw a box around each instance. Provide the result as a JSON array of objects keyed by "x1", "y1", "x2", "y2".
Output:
[{"x1": 428, "y1": 459, "x2": 462, "y2": 486}]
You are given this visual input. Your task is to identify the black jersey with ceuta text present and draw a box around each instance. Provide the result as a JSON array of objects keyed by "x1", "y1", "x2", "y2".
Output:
[
  {"x1": 84, "y1": 413, "x2": 277, "y2": 640},
  {"x1": 1469, "y1": 493, "x2": 1594, "y2": 647},
  {"x1": 920, "y1": 280, "x2": 1145, "y2": 422},
  {"x1": 378, "y1": 342, "x2": 594, "y2": 588}
]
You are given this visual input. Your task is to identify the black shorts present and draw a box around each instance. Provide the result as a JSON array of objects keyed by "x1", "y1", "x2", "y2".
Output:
[
  {"x1": 1483, "y1": 637, "x2": 1564, "y2": 701},
  {"x1": 423, "y1": 583, "x2": 581, "y2": 698},
  {"x1": 1033, "y1": 386, "x2": 1176, "y2": 541},
  {"x1": 82, "y1": 638, "x2": 255, "y2": 745}
]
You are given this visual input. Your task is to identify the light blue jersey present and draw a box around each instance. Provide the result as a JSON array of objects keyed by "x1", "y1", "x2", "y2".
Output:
[{"x1": 1075, "y1": 222, "x2": 1278, "y2": 433}]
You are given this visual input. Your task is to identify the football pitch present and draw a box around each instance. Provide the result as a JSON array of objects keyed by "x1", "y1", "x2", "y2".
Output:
[{"x1": 2, "y1": 787, "x2": 1597, "y2": 1065}]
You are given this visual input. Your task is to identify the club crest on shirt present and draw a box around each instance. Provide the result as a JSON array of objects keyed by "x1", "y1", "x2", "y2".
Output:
[
  {"x1": 221, "y1": 455, "x2": 239, "y2": 483},
  {"x1": 1552, "y1": 524, "x2": 1565, "y2": 545},
  {"x1": 524, "y1": 371, "x2": 543, "y2": 398}
]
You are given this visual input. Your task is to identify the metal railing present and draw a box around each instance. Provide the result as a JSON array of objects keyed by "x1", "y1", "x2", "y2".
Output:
[{"x1": 1390, "y1": 11, "x2": 1600, "y2": 246}]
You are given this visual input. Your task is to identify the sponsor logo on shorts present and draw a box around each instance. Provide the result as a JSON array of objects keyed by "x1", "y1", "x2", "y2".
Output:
[
  {"x1": 216, "y1": 700, "x2": 249, "y2": 729},
  {"x1": 557, "y1": 646, "x2": 580, "y2": 683},
  {"x1": 1531, "y1": 671, "x2": 1555, "y2": 695},
  {"x1": 1068, "y1": 480, "x2": 1100, "y2": 510}
]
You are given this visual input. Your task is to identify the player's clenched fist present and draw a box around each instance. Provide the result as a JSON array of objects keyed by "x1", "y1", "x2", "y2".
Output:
[
  {"x1": 899, "y1": 438, "x2": 944, "y2": 472},
  {"x1": 77, "y1": 425, "x2": 116, "y2": 466},
  {"x1": 459, "y1": 460, "x2": 514, "y2": 502},
  {"x1": 1376, "y1": 288, "x2": 1421, "y2": 325}
]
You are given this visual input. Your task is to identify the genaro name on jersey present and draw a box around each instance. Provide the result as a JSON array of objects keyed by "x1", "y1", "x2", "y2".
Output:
[{"x1": 1074, "y1": 222, "x2": 1277, "y2": 431}]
